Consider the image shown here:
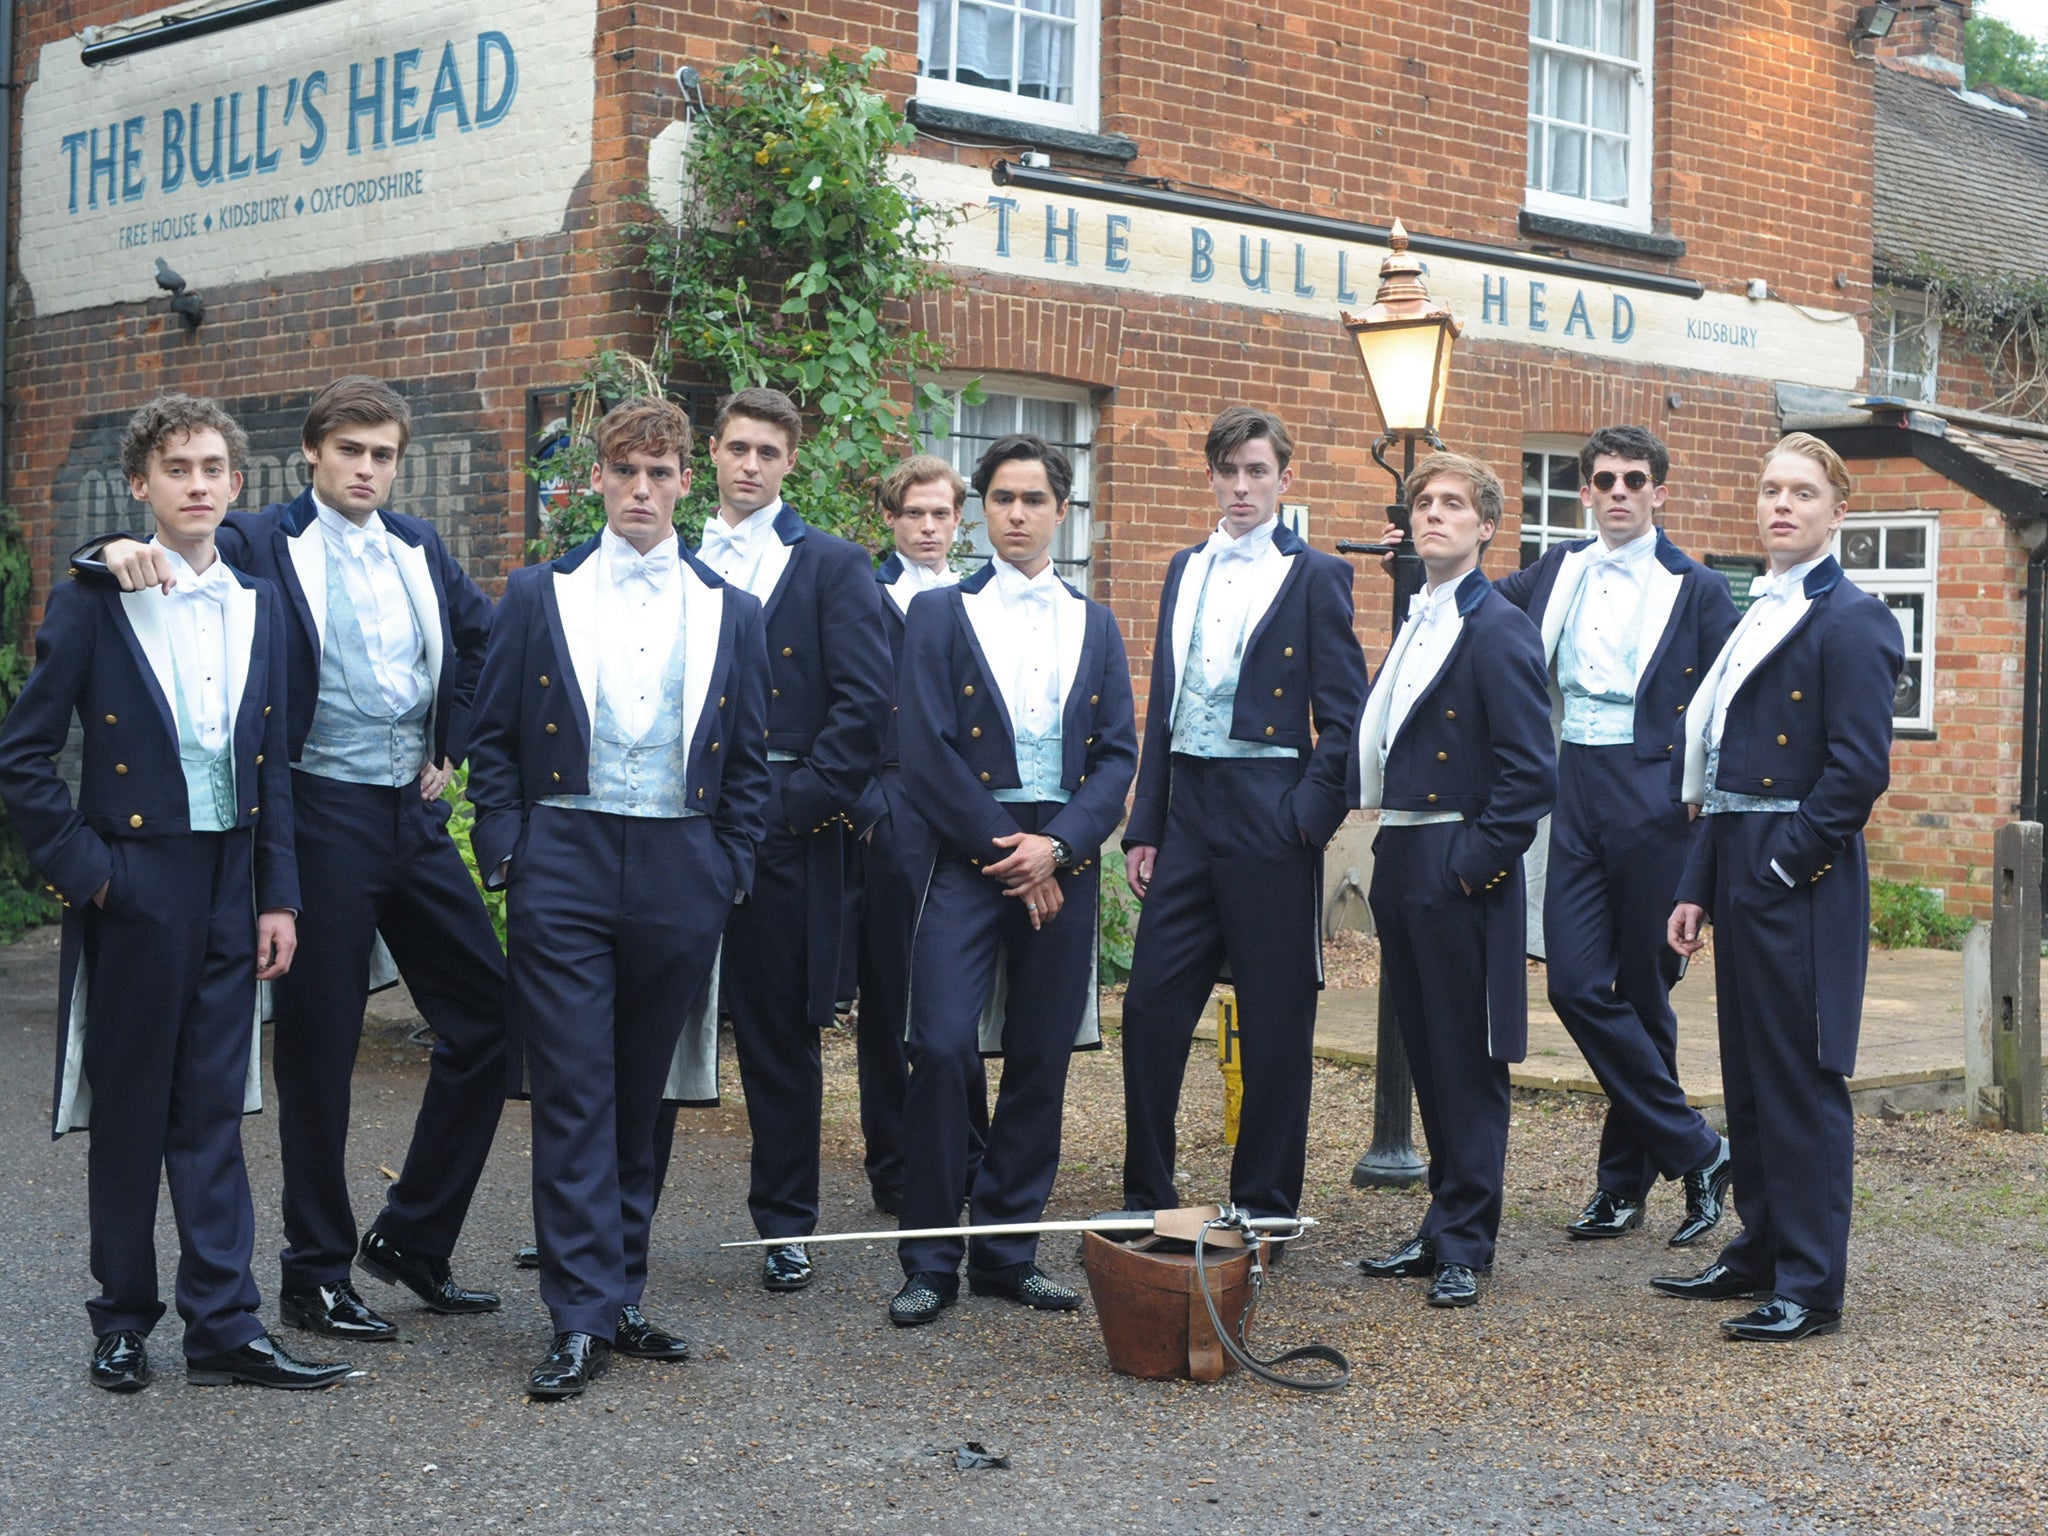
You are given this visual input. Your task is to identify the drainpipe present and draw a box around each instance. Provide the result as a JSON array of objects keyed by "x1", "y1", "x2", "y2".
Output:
[
  {"x1": 0, "y1": 1, "x2": 13, "y2": 510},
  {"x1": 2023, "y1": 536, "x2": 2048, "y2": 823}
]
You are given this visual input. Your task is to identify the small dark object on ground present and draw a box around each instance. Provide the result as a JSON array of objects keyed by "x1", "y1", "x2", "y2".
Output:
[{"x1": 955, "y1": 1442, "x2": 1010, "y2": 1471}]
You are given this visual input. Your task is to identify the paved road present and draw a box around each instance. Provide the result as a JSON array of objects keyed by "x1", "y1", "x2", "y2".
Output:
[{"x1": 0, "y1": 924, "x2": 1882, "y2": 1534}]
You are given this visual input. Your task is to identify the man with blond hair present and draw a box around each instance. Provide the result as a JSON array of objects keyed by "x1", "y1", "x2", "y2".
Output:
[
  {"x1": 1659, "y1": 433, "x2": 1900, "y2": 1344},
  {"x1": 1351, "y1": 451, "x2": 1553, "y2": 1310}
]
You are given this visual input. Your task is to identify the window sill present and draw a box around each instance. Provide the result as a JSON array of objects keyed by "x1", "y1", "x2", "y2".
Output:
[
  {"x1": 906, "y1": 100, "x2": 1139, "y2": 164},
  {"x1": 1893, "y1": 727, "x2": 1938, "y2": 741},
  {"x1": 1519, "y1": 209, "x2": 1686, "y2": 262}
]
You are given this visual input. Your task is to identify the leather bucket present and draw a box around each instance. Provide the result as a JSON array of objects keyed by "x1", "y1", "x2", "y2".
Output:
[{"x1": 1081, "y1": 1231, "x2": 1257, "y2": 1382}]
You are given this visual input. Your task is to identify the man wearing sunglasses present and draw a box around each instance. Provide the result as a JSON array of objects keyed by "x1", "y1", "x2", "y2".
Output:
[{"x1": 1492, "y1": 427, "x2": 1740, "y2": 1250}]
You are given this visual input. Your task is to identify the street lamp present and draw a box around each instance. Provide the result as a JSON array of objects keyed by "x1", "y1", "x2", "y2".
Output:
[{"x1": 1335, "y1": 217, "x2": 1462, "y2": 1190}]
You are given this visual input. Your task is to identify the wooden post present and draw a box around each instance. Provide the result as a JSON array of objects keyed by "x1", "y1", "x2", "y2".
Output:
[{"x1": 1988, "y1": 822, "x2": 2044, "y2": 1134}]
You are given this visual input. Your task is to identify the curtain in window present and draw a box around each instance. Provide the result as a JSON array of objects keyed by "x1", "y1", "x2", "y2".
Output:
[{"x1": 920, "y1": 0, "x2": 1077, "y2": 104}]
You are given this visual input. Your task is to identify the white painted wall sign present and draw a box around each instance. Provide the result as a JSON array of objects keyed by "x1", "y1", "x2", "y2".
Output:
[
  {"x1": 18, "y1": 0, "x2": 599, "y2": 315},
  {"x1": 899, "y1": 157, "x2": 1866, "y2": 390}
]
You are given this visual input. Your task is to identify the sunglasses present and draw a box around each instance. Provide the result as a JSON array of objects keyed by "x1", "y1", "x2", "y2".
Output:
[{"x1": 1590, "y1": 470, "x2": 1655, "y2": 492}]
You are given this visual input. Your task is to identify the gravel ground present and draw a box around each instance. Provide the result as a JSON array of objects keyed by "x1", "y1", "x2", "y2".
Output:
[{"x1": 0, "y1": 922, "x2": 2042, "y2": 1534}]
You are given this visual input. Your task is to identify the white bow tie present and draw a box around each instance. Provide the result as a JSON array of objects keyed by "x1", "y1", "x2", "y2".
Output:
[
  {"x1": 1209, "y1": 526, "x2": 1272, "y2": 565},
  {"x1": 699, "y1": 520, "x2": 752, "y2": 566},
  {"x1": 1749, "y1": 571, "x2": 1792, "y2": 603},
  {"x1": 168, "y1": 561, "x2": 232, "y2": 604},
  {"x1": 1407, "y1": 591, "x2": 1450, "y2": 627},
  {"x1": 999, "y1": 571, "x2": 1058, "y2": 610},
  {"x1": 1590, "y1": 544, "x2": 1641, "y2": 571},
  {"x1": 615, "y1": 541, "x2": 678, "y2": 590}
]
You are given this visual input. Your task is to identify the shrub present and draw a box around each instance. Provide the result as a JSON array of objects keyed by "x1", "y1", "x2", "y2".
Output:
[
  {"x1": 1098, "y1": 845, "x2": 1139, "y2": 985},
  {"x1": 1869, "y1": 878, "x2": 1972, "y2": 951}
]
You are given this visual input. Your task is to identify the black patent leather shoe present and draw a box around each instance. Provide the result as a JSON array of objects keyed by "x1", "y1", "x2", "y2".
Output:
[
  {"x1": 1668, "y1": 1137, "x2": 1734, "y2": 1248},
  {"x1": 278, "y1": 1280, "x2": 397, "y2": 1340},
  {"x1": 762, "y1": 1244, "x2": 814, "y2": 1291},
  {"x1": 187, "y1": 1332, "x2": 353, "y2": 1389},
  {"x1": 1721, "y1": 1296, "x2": 1843, "y2": 1343},
  {"x1": 529, "y1": 1332, "x2": 610, "y2": 1399},
  {"x1": 967, "y1": 1261, "x2": 1082, "y2": 1311},
  {"x1": 90, "y1": 1330, "x2": 151, "y2": 1393},
  {"x1": 1426, "y1": 1262, "x2": 1480, "y2": 1308},
  {"x1": 1565, "y1": 1188, "x2": 1645, "y2": 1240},
  {"x1": 358, "y1": 1228, "x2": 501, "y2": 1314},
  {"x1": 1357, "y1": 1235, "x2": 1435, "y2": 1279},
  {"x1": 888, "y1": 1272, "x2": 959, "y2": 1327},
  {"x1": 513, "y1": 1243, "x2": 540, "y2": 1270},
  {"x1": 614, "y1": 1305, "x2": 690, "y2": 1360},
  {"x1": 1649, "y1": 1262, "x2": 1767, "y2": 1302}
]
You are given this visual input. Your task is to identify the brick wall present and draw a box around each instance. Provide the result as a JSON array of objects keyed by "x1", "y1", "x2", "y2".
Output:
[
  {"x1": 18, "y1": 1, "x2": 2009, "y2": 914},
  {"x1": 1850, "y1": 456, "x2": 2026, "y2": 920}
]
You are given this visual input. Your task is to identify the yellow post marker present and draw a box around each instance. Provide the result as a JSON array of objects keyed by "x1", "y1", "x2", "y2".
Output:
[{"x1": 1217, "y1": 994, "x2": 1242, "y2": 1146}]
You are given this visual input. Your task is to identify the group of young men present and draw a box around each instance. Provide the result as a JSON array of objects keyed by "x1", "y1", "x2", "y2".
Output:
[{"x1": 0, "y1": 376, "x2": 1900, "y2": 1404}]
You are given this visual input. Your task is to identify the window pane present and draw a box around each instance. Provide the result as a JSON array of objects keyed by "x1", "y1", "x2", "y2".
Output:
[
  {"x1": 1590, "y1": 134, "x2": 1628, "y2": 203},
  {"x1": 1886, "y1": 593, "x2": 1922, "y2": 655},
  {"x1": 955, "y1": 2, "x2": 1012, "y2": 92},
  {"x1": 1547, "y1": 454, "x2": 1578, "y2": 494},
  {"x1": 1553, "y1": 55, "x2": 1588, "y2": 120},
  {"x1": 1548, "y1": 127, "x2": 1586, "y2": 198},
  {"x1": 1019, "y1": 14, "x2": 1075, "y2": 103},
  {"x1": 1531, "y1": 0, "x2": 1550, "y2": 40},
  {"x1": 1599, "y1": 0, "x2": 1634, "y2": 57},
  {"x1": 918, "y1": 0, "x2": 951, "y2": 75},
  {"x1": 1590, "y1": 66, "x2": 1628, "y2": 131},
  {"x1": 1886, "y1": 526, "x2": 1928, "y2": 569},
  {"x1": 1840, "y1": 527, "x2": 1882, "y2": 569},
  {"x1": 1025, "y1": 0, "x2": 1075, "y2": 14},
  {"x1": 1019, "y1": 396, "x2": 1071, "y2": 439},
  {"x1": 1892, "y1": 657, "x2": 1922, "y2": 720},
  {"x1": 1522, "y1": 536, "x2": 1546, "y2": 569},
  {"x1": 1558, "y1": 0, "x2": 1594, "y2": 48}
]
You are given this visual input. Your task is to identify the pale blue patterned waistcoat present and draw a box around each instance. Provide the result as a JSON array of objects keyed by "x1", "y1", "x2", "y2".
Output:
[
  {"x1": 297, "y1": 554, "x2": 432, "y2": 787},
  {"x1": 1170, "y1": 563, "x2": 1296, "y2": 760},
  {"x1": 1556, "y1": 575, "x2": 1644, "y2": 747},
  {"x1": 540, "y1": 622, "x2": 702, "y2": 819},
  {"x1": 167, "y1": 642, "x2": 237, "y2": 832}
]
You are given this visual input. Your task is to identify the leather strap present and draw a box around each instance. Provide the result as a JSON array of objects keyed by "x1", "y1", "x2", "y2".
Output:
[{"x1": 1194, "y1": 1216, "x2": 1351, "y2": 1393}]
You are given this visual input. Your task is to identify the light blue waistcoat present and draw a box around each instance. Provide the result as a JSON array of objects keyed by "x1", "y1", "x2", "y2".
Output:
[
  {"x1": 297, "y1": 553, "x2": 432, "y2": 787},
  {"x1": 1170, "y1": 563, "x2": 1297, "y2": 760},
  {"x1": 540, "y1": 624, "x2": 703, "y2": 819},
  {"x1": 992, "y1": 722, "x2": 1071, "y2": 805},
  {"x1": 1556, "y1": 575, "x2": 1644, "y2": 747},
  {"x1": 167, "y1": 642, "x2": 237, "y2": 833},
  {"x1": 1700, "y1": 743, "x2": 1801, "y2": 815}
]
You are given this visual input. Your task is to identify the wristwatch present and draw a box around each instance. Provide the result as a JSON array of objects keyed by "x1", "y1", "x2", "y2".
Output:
[{"x1": 1047, "y1": 835, "x2": 1073, "y2": 870}]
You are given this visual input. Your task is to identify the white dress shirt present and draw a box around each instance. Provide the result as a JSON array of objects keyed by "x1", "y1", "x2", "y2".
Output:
[
  {"x1": 964, "y1": 557, "x2": 1083, "y2": 742},
  {"x1": 1193, "y1": 517, "x2": 1283, "y2": 688},
  {"x1": 314, "y1": 495, "x2": 425, "y2": 713},
  {"x1": 1566, "y1": 527, "x2": 1658, "y2": 697},
  {"x1": 157, "y1": 544, "x2": 234, "y2": 749},
  {"x1": 595, "y1": 528, "x2": 684, "y2": 742},
  {"x1": 1380, "y1": 576, "x2": 1465, "y2": 761},
  {"x1": 696, "y1": 500, "x2": 787, "y2": 599},
  {"x1": 887, "y1": 557, "x2": 958, "y2": 616},
  {"x1": 1704, "y1": 554, "x2": 1826, "y2": 751}
]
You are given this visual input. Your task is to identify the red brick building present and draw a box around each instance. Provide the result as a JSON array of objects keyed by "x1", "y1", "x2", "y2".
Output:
[{"x1": 4, "y1": 0, "x2": 2040, "y2": 913}]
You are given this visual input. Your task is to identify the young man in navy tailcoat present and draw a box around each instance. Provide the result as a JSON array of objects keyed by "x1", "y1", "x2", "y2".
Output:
[
  {"x1": 1118, "y1": 407, "x2": 1367, "y2": 1224},
  {"x1": 887, "y1": 434, "x2": 1137, "y2": 1327},
  {"x1": 76, "y1": 377, "x2": 508, "y2": 1342},
  {"x1": 1353, "y1": 452, "x2": 1555, "y2": 1309},
  {"x1": 681, "y1": 387, "x2": 892, "y2": 1293},
  {"x1": 1660, "y1": 434, "x2": 1902, "y2": 1343},
  {"x1": 466, "y1": 396, "x2": 771, "y2": 1397},
  {"x1": 852, "y1": 455, "x2": 988, "y2": 1217},
  {"x1": 1488, "y1": 426, "x2": 1739, "y2": 1247},
  {"x1": 0, "y1": 395, "x2": 350, "y2": 1391}
]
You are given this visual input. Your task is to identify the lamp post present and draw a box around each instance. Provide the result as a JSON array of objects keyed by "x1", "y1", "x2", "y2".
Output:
[{"x1": 1334, "y1": 218, "x2": 1462, "y2": 1190}]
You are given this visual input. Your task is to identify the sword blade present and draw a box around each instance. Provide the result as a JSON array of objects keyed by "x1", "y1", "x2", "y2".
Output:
[{"x1": 717, "y1": 1211, "x2": 1316, "y2": 1249}]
